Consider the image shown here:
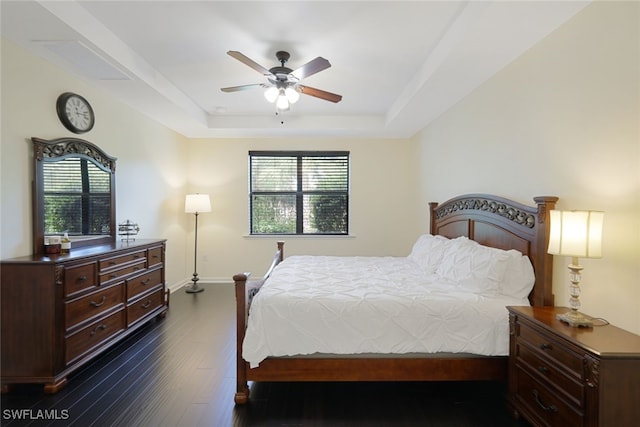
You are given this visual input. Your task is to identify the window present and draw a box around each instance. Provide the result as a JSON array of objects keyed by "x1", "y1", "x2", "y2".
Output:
[
  {"x1": 43, "y1": 157, "x2": 111, "y2": 235},
  {"x1": 249, "y1": 151, "x2": 349, "y2": 235}
]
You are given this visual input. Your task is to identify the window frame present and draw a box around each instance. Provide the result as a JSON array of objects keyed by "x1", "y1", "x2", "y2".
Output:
[{"x1": 249, "y1": 150, "x2": 350, "y2": 236}]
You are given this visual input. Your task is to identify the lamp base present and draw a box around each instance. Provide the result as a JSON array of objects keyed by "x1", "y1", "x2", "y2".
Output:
[
  {"x1": 556, "y1": 311, "x2": 593, "y2": 328},
  {"x1": 185, "y1": 282, "x2": 205, "y2": 293}
]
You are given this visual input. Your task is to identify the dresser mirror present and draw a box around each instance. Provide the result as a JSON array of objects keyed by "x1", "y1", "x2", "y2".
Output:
[{"x1": 32, "y1": 137, "x2": 116, "y2": 254}]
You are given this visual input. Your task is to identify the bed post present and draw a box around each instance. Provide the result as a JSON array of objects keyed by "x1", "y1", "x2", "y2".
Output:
[
  {"x1": 532, "y1": 196, "x2": 558, "y2": 307},
  {"x1": 233, "y1": 272, "x2": 251, "y2": 404},
  {"x1": 428, "y1": 202, "x2": 438, "y2": 234}
]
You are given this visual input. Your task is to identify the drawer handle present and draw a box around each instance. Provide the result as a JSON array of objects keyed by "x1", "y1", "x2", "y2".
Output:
[
  {"x1": 539, "y1": 343, "x2": 552, "y2": 350},
  {"x1": 90, "y1": 296, "x2": 107, "y2": 307},
  {"x1": 141, "y1": 300, "x2": 152, "y2": 309},
  {"x1": 537, "y1": 366, "x2": 549, "y2": 375},
  {"x1": 134, "y1": 254, "x2": 141, "y2": 258},
  {"x1": 78, "y1": 275, "x2": 88, "y2": 281},
  {"x1": 108, "y1": 261, "x2": 116, "y2": 266},
  {"x1": 532, "y1": 389, "x2": 558, "y2": 413},
  {"x1": 141, "y1": 278, "x2": 152, "y2": 285},
  {"x1": 90, "y1": 324, "x2": 107, "y2": 336}
]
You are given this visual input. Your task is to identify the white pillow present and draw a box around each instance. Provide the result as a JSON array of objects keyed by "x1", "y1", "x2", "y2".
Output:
[
  {"x1": 435, "y1": 237, "x2": 511, "y2": 294},
  {"x1": 407, "y1": 234, "x2": 451, "y2": 273},
  {"x1": 500, "y1": 251, "x2": 535, "y2": 300}
]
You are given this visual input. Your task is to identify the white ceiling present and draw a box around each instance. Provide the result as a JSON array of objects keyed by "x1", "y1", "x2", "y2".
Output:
[{"x1": 1, "y1": 0, "x2": 590, "y2": 139}]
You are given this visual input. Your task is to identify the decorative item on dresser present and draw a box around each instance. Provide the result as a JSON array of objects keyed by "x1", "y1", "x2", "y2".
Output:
[
  {"x1": 507, "y1": 306, "x2": 640, "y2": 427},
  {"x1": 1, "y1": 239, "x2": 169, "y2": 393}
]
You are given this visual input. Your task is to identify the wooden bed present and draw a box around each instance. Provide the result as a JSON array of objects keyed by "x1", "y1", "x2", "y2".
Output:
[{"x1": 233, "y1": 194, "x2": 558, "y2": 404}]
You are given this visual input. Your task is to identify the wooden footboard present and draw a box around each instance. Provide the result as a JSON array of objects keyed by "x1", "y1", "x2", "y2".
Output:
[{"x1": 234, "y1": 241, "x2": 284, "y2": 404}]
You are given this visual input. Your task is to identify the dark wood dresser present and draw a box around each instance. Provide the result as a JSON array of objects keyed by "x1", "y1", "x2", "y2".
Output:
[
  {"x1": 507, "y1": 305, "x2": 640, "y2": 427},
  {"x1": 1, "y1": 239, "x2": 168, "y2": 393}
]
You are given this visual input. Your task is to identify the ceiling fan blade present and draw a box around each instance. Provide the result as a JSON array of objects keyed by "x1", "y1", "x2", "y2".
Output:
[
  {"x1": 221, "y1": 84, "x2": 266, "y2": 93},
  {"x1": 227, "y1": 51, "x2": 273, "y2": 76},
  {"x1": 298, "y1": 85, "x2": 342, "y2": 103},
  {"x1": 290, "y1": 57, "x2": 331, "y2": 81}
]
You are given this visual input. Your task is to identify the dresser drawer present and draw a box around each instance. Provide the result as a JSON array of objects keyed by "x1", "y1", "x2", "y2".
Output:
[
  {"x1": 127, "y1": 268, "x2": 163, "y2": 300},
  {"x1": 65, "y1": 262, "x2": 97, "y2": 296},
  {"x1": 99, "y1": 259, "x2": 146, "y2": 285},
  {"x1": 517, "y1": 342, "x2": 584, "y2": 408},
  {"x1": 147, "y1": 246, "x2": 163, "y2": 268},
  {"x1": 65, "y1": 309, "x2": 125, "y2": 364},
  {"x1": 518, "y1": 322, "x2": 583, "y2": 379},
  {"x1": 515, "y1": 367, "x2": 584, "y2": 427},
  {"x1": 99, "y1": 250, "x2": 146, "y2": 271},
  {"x1": 65, "y1": 284, "x2": 125, "y2": 330},
  {"x1": 127, "y1": 289, "x2": 164, "y2": 326}
]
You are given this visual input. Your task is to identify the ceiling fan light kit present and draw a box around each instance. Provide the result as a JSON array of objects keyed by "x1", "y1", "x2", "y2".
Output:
[{"x1": 222, "y1": 50, "x2": 342, "y2": 113}]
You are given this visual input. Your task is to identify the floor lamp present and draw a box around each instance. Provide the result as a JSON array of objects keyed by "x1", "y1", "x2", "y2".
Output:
[
  {"x1": 185, "y1": 194, "x2": 211, "y2": 293},
  {"x1": 548, "y1": 209, "x2": 604, "y2": 327}
]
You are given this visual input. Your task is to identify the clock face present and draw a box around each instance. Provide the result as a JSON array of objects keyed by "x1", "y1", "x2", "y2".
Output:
[{"x1": 56, "y1": 92, "x2": 95, "y2": 134}]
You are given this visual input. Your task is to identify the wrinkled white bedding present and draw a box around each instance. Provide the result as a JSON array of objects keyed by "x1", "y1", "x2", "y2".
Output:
[{"x1": 242, "y1": 255, "x2": 530, "y2": 368}]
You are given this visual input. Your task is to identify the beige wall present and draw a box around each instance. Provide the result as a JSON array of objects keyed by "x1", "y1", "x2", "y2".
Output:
[
  {"x1": 414, "y1": 1, "x2": 639, "y2": 334},
  {"x1": 0, "y1": 39, "x2": 191, "y2": 289}
]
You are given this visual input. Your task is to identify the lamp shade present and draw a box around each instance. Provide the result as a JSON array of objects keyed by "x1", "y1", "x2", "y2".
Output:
[
  {"x1": 548, "y1": 210, "x2": 604, "y2": 258},
  {"x1": 184, "y1": 194, "x2": 211, "y2": 214}
]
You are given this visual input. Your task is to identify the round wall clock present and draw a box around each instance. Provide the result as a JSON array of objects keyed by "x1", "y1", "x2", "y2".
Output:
[{"x1": 56, "y1": 92, "x2": 95, "y2": 134}]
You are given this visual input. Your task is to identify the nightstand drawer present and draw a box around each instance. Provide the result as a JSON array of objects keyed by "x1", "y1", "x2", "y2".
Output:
[
  {"x1": 518, "y1": 322, "x2": 583, "y2": 378},
  {"x1": 515, "y1": 367, "x2": 583, "y2": 427},
  {"x1": 517, "y1": 342, "x2": 584, "y2": 408}
]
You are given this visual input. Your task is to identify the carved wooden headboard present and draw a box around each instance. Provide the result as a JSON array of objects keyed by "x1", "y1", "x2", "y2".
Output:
[{"x1": 429, "y1": 194, "x2": 558, "y2": 307}]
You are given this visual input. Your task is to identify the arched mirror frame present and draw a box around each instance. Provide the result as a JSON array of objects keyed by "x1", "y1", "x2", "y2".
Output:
[{"x1": 32, "y1": 137, "x2": 117, "y2": 254}]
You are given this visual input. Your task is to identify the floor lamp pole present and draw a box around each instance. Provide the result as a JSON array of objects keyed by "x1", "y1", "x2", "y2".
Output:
[{"x1": 186, "y1": 211, "x2": 204, "y2": 293}]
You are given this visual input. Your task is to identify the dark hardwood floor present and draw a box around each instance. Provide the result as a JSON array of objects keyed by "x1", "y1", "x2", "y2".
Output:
[{"x1": 2, "y1": 284, "x2": 529, "y2": 427}]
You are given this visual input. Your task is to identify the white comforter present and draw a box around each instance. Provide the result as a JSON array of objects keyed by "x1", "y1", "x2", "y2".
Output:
[{"x1": 242, "y1": 255, "x2": 529, "y2": 368}]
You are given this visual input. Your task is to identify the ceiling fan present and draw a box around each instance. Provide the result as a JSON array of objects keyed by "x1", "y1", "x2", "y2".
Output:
[{"x1": 221, "y1": 50, "x2": 342, "y2": 112}]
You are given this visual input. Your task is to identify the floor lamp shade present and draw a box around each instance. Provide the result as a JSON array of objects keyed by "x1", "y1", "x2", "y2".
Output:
[
  {"x1": 185, "y1": 194, "x2": 211, "y2": 214},
  {"x1": 548, "y1": 210, "x2": 604, "y2": 327},
  {"x1": 185, "y1": 194, "x2": 211, "y2": 293}
]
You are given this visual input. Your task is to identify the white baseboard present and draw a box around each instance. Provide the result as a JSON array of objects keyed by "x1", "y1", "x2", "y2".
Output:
[{"x1": 167, "y1": 277, "x2": 234, "y2": 293}]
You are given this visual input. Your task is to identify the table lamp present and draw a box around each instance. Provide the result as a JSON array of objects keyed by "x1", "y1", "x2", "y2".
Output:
[{"x1": 548, "y1": 210, "x2": 604, "y2": 327}]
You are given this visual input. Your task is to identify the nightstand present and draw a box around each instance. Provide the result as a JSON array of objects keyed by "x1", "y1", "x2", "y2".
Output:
[{"x1": 507, "y1": 306, "x2": 640, "y2": 427}]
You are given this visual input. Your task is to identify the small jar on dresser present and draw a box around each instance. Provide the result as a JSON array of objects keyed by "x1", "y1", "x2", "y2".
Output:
[
  {"x1": 507, "y1": 306, "x2": 640, "y2": 427},
  {"x1": 1, "y1": 239, "x2": 168, "y2": 394}
]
